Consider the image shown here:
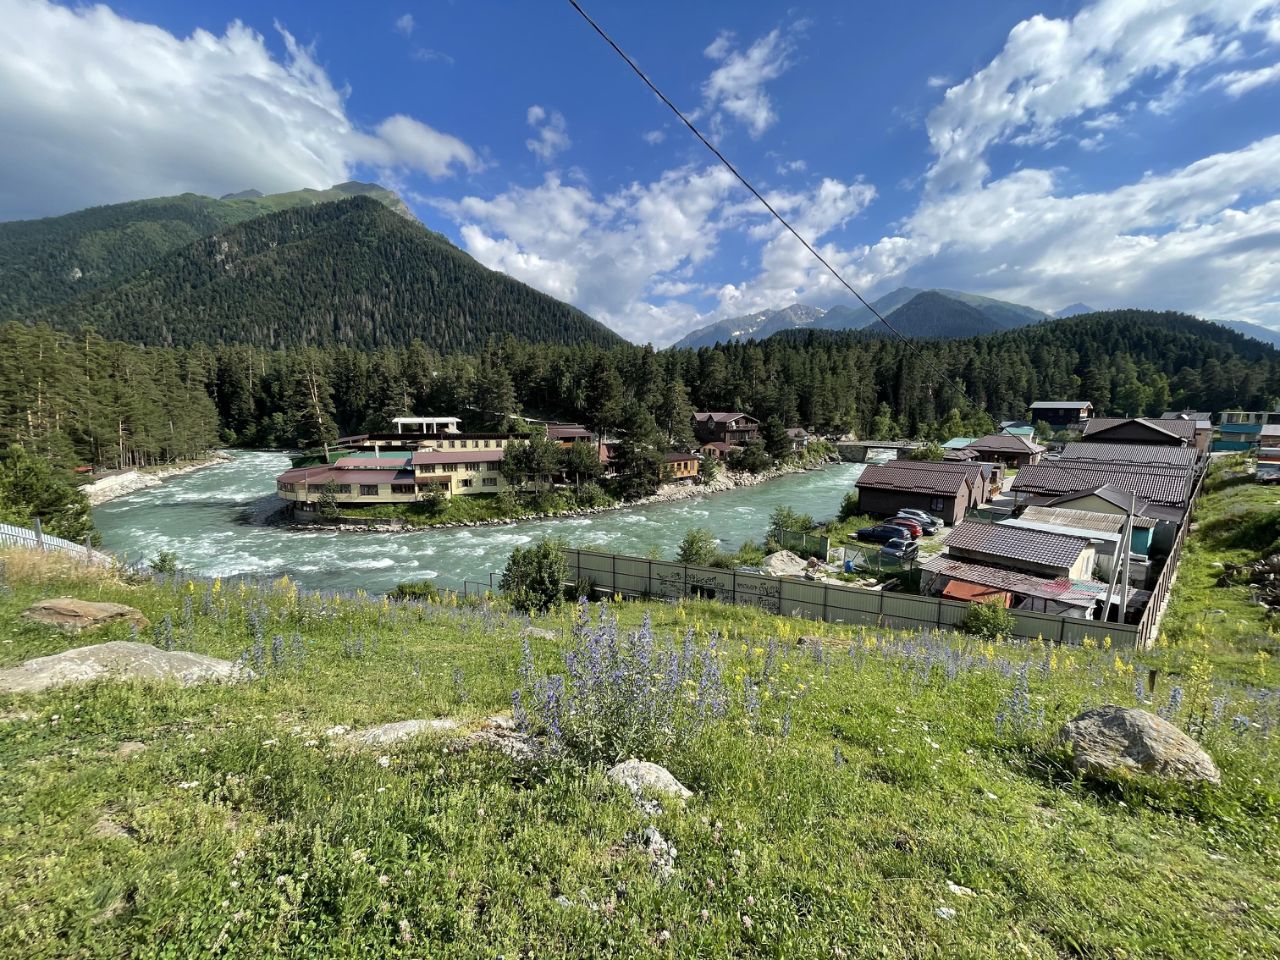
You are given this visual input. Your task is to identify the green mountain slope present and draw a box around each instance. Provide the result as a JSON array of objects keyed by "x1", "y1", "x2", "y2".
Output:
[
  {"x1": 38, "y1": 196, "x2": 625, "y2": 351},
  {"x1": 0, "y1": 181, "x2": 412, "y2": 317},
  {"x1": 870, "y1": 290, "x2": 1007, "y2": 338}
]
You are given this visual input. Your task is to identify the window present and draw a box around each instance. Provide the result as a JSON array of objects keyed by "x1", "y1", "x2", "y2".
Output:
[
  {"x1": 390, "y1": 484, "x2": 415, "y2": 495},
  {"x1": 359, "y1": 485, "x2": 378, "y2": 497},
  {"x1": 448, "y1": 440, "x2": 456, "y2": 448},
  {"x1": 931, "y1": 497, "x2": 945, "y2": 511},
  {"x1": 277, "y1": 482, "x2": 294, "y2": 492},
  {"x1": 464, "y1": 462, "x2": 482, "y2": 471},
  {"x1": 417, "y1": 464, "x2": 436, "y2": 474},
  {"x1": 482, "y1": 476, "x2": 498, "y2": 487},
  {"x1": 336, "y1": 485, "x2": 351, "y2": 494},
  {"x1": 459, "y1": 478, "x2": 473, "y2": 488}
]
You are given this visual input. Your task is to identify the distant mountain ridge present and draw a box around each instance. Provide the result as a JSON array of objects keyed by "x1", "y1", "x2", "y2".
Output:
[
  {"x1": 672, "y1": 287, "x2": 1050, "y2": 348},
  {"x1": 0, "y1": 181, "x2": 414, "y2": 318},
  {"x1": 36, "y1": 195, "x2": 624, "y2": 352},
  {"x1": 1213, "y1": 319, "x2": 1280, "y2": 349}
]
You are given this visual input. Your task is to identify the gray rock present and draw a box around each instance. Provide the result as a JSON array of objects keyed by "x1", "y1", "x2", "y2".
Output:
[
  {"x1": 606, "y1": 759, "x2": 693, "y2": 800},
  {"x1": 1054, "y1": 705, "x2": 1220, "y2": 785},
  {"x1": 461, "y1": 721, "x2": 538, "y2": 760},
  {"x1": 342, "y1": 718, "x2": 459, "y2": 747},
  {"x1": 0, "y1": 641, "x2": 253, "y2": 693},
  {"x1": 640, "y1": 825, "x2": 677, "y2": 881},
  {"x1": 522, "y1": 626, "x2": 556, "y2": 641},
  {"x1": 114, "y1": 741, "x2": 147, "y2": 759},
  {"x1": 22, "y1": 598, "x2": 149, "y2": 634}
]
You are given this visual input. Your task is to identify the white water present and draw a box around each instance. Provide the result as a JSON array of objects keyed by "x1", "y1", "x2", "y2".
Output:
[{"x1": 93, "y1": 451, "x2": 866, "y2": 593}]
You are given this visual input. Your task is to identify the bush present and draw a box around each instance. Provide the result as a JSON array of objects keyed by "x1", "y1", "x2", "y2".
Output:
[
  {"x1": 387, "y1": 579, "x2": 440, "y2": 602},
  {"x1": 769, "y1": 505, "x2": 815, "y2": 540},
  {"x1": 500, "y1": 536, "x2": 570, "y2": 613},
  {"x1": 572, "y1": 481, "x2": 612, "y2": 509},
  {"x1": 838, "y1": 491, "x2": 862, "y2": 522},
  {"x1": 514, "y1": 602, "x2": 729, "y2": 764},
  {"x1": 676, "y1": 527, "x2": 720, "y2": 566},
  {"x1": 960, "y1": 598, "x2": 1016, "y2": 639},
  {"x1": 151, "y1": 551, "x2": 179, "y2": 575}
]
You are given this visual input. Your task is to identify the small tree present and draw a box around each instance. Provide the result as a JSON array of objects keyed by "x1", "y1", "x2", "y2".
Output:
[
  {"x1": 909, "y1": 440, "x2": 946, "y2": 462},
  {"x1": 1033, "y1": 419, "x2": 1054, "y2": 440},
  {"x1": 761, "y1": 416, "x2": 792, "y2": 460},
  {"x1": 959, "y1": 597, "x2": 1016, "y2": 639},
  {"x1": 500, "y1": 537, "x2": 570, "y2": 613},
  {"x1": 728, "y1": 439, "x2": 770, "y2": 473},
  {"x1": 699, "y1": 454, "x2": 720, "y2": 484},
  {"x1": 769, "y1": 505, "x2": 815, "y2": 540},
  {"x1": 563, "y1": 439, "x2": 603, "y2": 492},
  {"x1": 317, "y1": 479, "x2": 340, "y2": 519},
  {"x1": 838, "y1": 491, "x2": 862, "y2": 521},
  {"x1": 676, "y1": 528, "x2": 720, "y2": 566}
]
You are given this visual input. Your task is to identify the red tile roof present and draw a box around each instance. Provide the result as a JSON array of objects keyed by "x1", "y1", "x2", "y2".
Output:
[
  {"x1": 944, "y1": 521, "x2": 1090, "y2": 568},
  {"x1": 410, "y1": 449, "x2": 506, "y2": 465}
]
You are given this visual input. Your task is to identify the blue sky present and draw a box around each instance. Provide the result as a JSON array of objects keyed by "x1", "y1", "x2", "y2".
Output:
[{"x1": 3, "y1": 0, "x2": 1279, "y2": 343}]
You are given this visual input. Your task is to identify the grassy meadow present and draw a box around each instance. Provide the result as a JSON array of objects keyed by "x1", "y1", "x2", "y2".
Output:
[{"x1": 1, "y1": 547, "x2": 1278, "y2": 958}]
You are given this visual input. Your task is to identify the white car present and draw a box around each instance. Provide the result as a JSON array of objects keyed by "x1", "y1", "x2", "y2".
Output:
[{"x1": 895, "y1": 508, "x2": 943, "y2": 530}]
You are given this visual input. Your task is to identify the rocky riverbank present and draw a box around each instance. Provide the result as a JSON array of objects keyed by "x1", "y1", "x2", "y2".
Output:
[
  {"x1": 282, "y1": 456, "x2": 842, "y2": 533},
  {"x1": 81, "y1": 453, "x2": 235, "y2": 505}
]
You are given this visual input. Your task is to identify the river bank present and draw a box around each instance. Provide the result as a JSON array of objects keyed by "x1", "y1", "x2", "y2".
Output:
[
  {"x1": 281, "y1": 455, "x2": 842, "y2": 533},
  {"x1": 81, "y1": 452, "x2": 235, "y2": 505}
]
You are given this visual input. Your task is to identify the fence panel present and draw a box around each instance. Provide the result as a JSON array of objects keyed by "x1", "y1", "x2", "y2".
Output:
[{"x1": 0, "y1": 521, "x2": 111, "y2": 566}]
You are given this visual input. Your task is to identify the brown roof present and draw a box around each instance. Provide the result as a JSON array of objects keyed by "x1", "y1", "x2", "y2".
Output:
[
  {"x1": 334, "y1": 455, "x2": 412, "y2": 469},
  {"x1": 411, "y1": 449, "x2": 506, "y2": 465},
  {"x1": 546, "y1": 424, "x2": 594, "y2": 440},
  {"x1": 856, "y1": 463, "x2": 970, "y2": 497},
  {"x1": 965, "y1": 433, "x2": 1045, "y2": 455},
  {"x1": 694, "y1": 411, "x2": 758, "y2": 425},
  {"x1": 944, "y1": 521, "x2": 1090, "y2": 568},
  {"x1": 1082, "y1": 417, "x2": 1195, "y2": 442},
  {"x1": 1012, "y1": 463, "x2": 1193, "y2": 506},
  {"x1": 664, "y1": 450, "x2": 698, "y2": 462},
  {"x1": 1060, "y1": 442, "x2": 1198, "y2": 467},
  {"x1": 1018, "y1": 504, "x2": 1156, "y2": 532},
  {"x1": 922, "y1": 557, "x2": 1105, "y2": 608}
]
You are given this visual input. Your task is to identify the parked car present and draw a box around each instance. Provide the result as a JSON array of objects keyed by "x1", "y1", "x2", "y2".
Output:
[
  {"x1": 896, "y1": 508, "x2": 943, "y2": 529},
  {"x1": 887, "y1": 515, "x2": 925, "y2": 538},
  {"x1": 881, "y1": 538, "x2": 919, "y2": 562},
  {"x1": 855, "y1": 524, "x2": 915, "y2": 545}
]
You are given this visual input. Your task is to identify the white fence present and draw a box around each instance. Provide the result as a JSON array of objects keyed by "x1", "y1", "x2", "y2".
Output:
[{"x1": 0, "y1": 520, "x2": 113, "y2": 566}]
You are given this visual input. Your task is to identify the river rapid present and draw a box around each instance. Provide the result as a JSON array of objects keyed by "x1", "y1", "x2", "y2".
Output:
[{"x1": 93, "y1": 451, "x2": 867, "y2": 593}]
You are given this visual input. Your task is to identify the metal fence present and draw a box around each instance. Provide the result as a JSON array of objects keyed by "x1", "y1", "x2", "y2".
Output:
[
  {"x1": 563, "y1": 548, "x2": 1142, "y2": 648},
  {"x1": 0, "y1": 520, "x2": 113, "y2": 566},
  {"x1": 777, "y1": 529, "x2": 831, "y2": 559}
]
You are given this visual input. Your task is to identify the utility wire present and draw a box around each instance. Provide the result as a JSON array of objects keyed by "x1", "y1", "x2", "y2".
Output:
[{"x1": 566, "y1": 0, "x2": 987, "y2": 418}]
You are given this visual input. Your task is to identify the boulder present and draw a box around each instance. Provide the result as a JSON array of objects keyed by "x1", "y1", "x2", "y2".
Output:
[
  {"x1": 606, "y1": 759, "x2": 693, "y2": 799},
  {"x1": 760, "y1": 550, "x2": 808, "y2": 578},
  {"x1": 522, "y1": 626, "x2": 556, "y2": 641},
  {"x1": 1054, "y1": 705, "x2": 1220, "y2": 785},
  {"x1": 341, "y1": 718, "x2": 459, "y2": 747},
  {"x1": 0, "y1": 641, "x2": 253, "y2": 694},
  {"x1": 22, "y1": 598, "x2": 149, "y2": 634},
  {"x1": 460, "y1": 718, "x2": 538, "y2": 759}
]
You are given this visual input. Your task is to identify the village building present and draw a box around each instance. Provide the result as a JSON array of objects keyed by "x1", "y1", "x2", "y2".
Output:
[
  {"x1": 693, "y1": 412, "x2": 760, "y2": 446},
  {"x1": 854, "y1": 463, "x2": 976, "y2": 525},
  {"x1": 785, "y1": 427, "x2": 811, "y2": 453},
  {"x1": 391, "y1": 416, "x2": 461, "y2": 435},
  {"x1": 963, "y1": 433, "x2": 1046, "y2": 468},
  {"x1": 545, "y1": 422, "x2": 596, "y2": 445},
  {"x1": 663, "y1": 450, "x2": 700, "y2": 482},
  {"x1": 998, "y1": 505, "x2": 1152, "y2": 587},
  {"x1": 1028, "y1": 401, "x2": 1094, "y2": 429},
  {"x1": 1081, "y1": 416, "x2": 1195, "y2": 447},
  {"x1": 942, "y1": 521, "x2": 1096, "y2": 580},
  {"x1": 1010, "y1": 461, "x2": 1195, "y2": 513},
  {"x1": 920, "y1": 557, "x2": 1108, "y2": 618},
  {"x1": 1058, "y1": 441, "x2": 1198, "y2": 470},
  {"x1": 699, "y1": 441, "x2": 737, "y2": 461},
  {"x1": 1158, "y1": 411, "x2": 1212, "y2": 453},
  {"x1": 1215, "y1": 409, "x2": 1278, "y2": 451}
]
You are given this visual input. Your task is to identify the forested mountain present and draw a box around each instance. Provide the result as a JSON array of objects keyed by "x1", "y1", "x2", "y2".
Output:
[
  {"x1": 0, "y1": 182, "x2": 412, "y2": 317},
  {"x1": 36, "y1": 196, "x2": 625, "y2": 352},
  {"x1": 672, "y1": 287, "x2": 1048, "y2": 348},
  {"x1": 7, "y1": 310, "x2": 1276, "y2": 470},
  {"x1": 1215, "y1": 319, "x2": 1280, "y2": 349}
]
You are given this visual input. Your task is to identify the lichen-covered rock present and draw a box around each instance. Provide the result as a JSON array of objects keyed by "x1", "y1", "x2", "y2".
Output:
[
  {"x1": 606, "y1": 759, "x2": 693, "y2": 799},
  {"x1": 341, "y1": 718, "x2": 459, "y2": 747},
  {"x1": 522, "y1": 626, "x2": 556, "y2": 641},
  {"x1": 0, "y1": 641, "x2": 253, "y2": 693},
  {"x1": 22, "y1": 598, "x2": 149, "y2": 634},
  {"x1": 1054, "y1": 705, "x2": 1220, "y2": 785}
]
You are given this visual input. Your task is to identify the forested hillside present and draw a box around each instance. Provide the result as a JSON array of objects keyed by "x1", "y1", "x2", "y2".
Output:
[
  {"x1": 0, "y1": 182, "x2": 411, "y2": 317},
  {"x1": 34, "y1": 197, "x2": 622, "y2": 352},
  {"x1": 5, "y1": 310, "x2": 1276, "y2": 469}
]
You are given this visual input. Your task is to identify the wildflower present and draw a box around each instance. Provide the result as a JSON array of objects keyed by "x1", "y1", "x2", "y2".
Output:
[
  {"x1": 658, "y1": 930, "x2": 671, "y2": 943},
  {"x1": 378, "y1": 874, "x2": 390, "y2": 887},
  {"x1": 746, "y1": 895, "x2": 755, "y2": 907},
  {"x1": 376, "y1": 755, "x2": 391, "y2": 768},
  {"x1": 936, "y1": 907, "x2": 956, "y2": 920},
  {"x1": 699, "y1": 909, "x2": 710, "y2": 922},
  {"x1": 351, "y1": 849, "x2": 368, "y2": 863},
  {"x1": 177, "y1": 780, "x2": 200, "y2": 790},
  {"x1": 398, "y1": 918, "x2": 413, "y2": 943},
  {"x1": 741, "y1": 914, "x2": 753, "y2": 930},
  {"x1": 275, "y1": 875, "x2": 288, "y2": 887}
]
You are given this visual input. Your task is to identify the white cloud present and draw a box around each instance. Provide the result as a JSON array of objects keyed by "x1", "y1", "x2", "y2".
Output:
[
  {"x1": 1210, "y1": 60, "x2": 1280, "y2": 95},
  {"x1": 700, "y1": 25, "x2": 799, "y2": 138},
  {"x1": 394, "y1": 13, "x2": 414, "y2": 36},
  {"x1": 925, "y1": 0, "x2": 1280, "y2": 192},
  {"x1": 776, "y1": 159, "x2": 807, "y2": 175},
  {"x1": 0, "y1": 0, "x2": 477, "y2": 219},
  {"x1": 926, "y1": 75, "x2": 952, "y2": 89},
  {"x1": 642, "y1": 129, "x2": 666, "y2": 145},
  {"x1": 525, "y1": 105, "x2": 571, "y2": 163}
]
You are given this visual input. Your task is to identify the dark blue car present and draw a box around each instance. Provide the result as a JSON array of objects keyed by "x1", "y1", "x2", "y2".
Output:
[{"x1": 855, "y1": 523, "x2": 914, "y2": 544}]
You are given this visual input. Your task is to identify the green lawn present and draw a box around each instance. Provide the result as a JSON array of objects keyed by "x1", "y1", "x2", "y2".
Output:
[{"x1": 1, "y1": 555, "x2": 1277, "y2": 957}]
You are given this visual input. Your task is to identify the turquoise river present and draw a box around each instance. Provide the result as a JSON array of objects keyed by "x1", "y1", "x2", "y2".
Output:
[{"x1": 93, "y1": 452, "x2": 867, "y2": 593}]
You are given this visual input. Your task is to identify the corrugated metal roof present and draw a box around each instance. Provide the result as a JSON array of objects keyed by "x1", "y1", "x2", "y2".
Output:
[
  {"x1": 1030, "y1": 401, "x2": 1092, "y2": 410},
  {"x1": 855, "y1": 463, "x2": 971, "y2": 496},
  {"x1": 922, "y1": 556, "x2": 1105, "y2": 608},
  {"x1": 942, "y1": 580, "x2": 1011, "y2": 605},
  {"x1": 966, "y1": 433, "x2": 1045, "y2": 454},
  {"x1": 1019, "y1": 504, "x2": 1156, "y2": 531},
  {"x1": 942, "y1": 437, "x2": 977, "y2": 448},
  {"x1": 334, "y1": 455, "x2": 412, "y2": 469},
  {"x1": 945, "y1": 521, "x2": 1089, "y2": 568},
  {"x1": 694, "y1": 412, "x2": 758, "y2": 424},
  {"x1": 1060, "y1": 442, "x2": 1198, "y2": 467},
  {"x1": 411, "y1": 449, "x2": 506, "y2": 465},
  {"x1": 1083, "y1": 417, "x2": 1195, "y2": 441},
  {"x1": 1012, "y1": 463, "x2": 1193, "y2": 505}
]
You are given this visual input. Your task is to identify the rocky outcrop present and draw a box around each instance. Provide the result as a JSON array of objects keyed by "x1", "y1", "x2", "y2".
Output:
[
  {"x1": 1220, "y1": 553, "x2": 1280, "y2": 614},
  {"x1": 82, "y1": 453, "x2": 233, "y2": 505},
  {"x1": 0, "y1": 641, "x2": 254, "y2": 693},
  {"x1": 22, "y1": 598, "x2": 149, "y2": 634},
  {"x1": 606, "y1": 759, "x2": 693, "y2": 799},
  {"x1": 341, "y1": 718, "x2": 459, "y2": 747},
  {"x1": 1054, "y1": 705, "x2": 1220, "y2": 785}
]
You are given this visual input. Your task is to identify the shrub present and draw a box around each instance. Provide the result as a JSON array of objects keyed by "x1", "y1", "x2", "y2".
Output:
[
  {"x1": 838, "y1": 491, "x2": 861, "y2": 522},
  {"x1": 514, "y1": 601, "x2": 729, "y2": 764},
  {"x1": 151, "y1": 551, "x2": 179, "y2": 575},
  {"x1": 387, "y1": 579, "x2": 440, "y2": 602},
  {"x1": 572, "y1": 481, "x2": 612, "y2": 509},
  {"x1": 960, "y1": 597, "x2": 1016, "y2": 639},
  {"x1": 500, "y1": 536, "x2": 570, "y2": 613},
  {"x1": 676, "y1": 527, "x2": 720, "y2": 566},
  {"x1": 769, "y1": 505, "x2": 815, "y2": 540}
]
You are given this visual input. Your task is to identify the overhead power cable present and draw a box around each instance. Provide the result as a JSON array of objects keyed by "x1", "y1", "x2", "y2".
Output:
[{"x1": 566, "y1": 0, "x2": 988, "y2": 418}]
